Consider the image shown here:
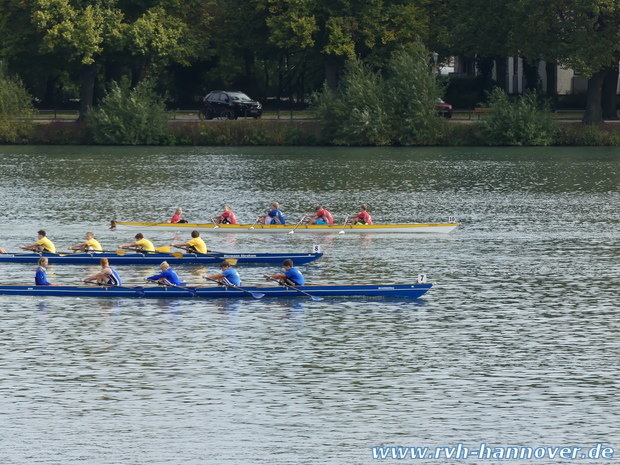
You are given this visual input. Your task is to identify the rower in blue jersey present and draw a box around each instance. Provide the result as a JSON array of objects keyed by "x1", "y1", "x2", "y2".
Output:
[
  {"x1": 144, "y1": 261, "x2": 182, "y2": 286},
  {"x1": 264, "y1": 259, "x2": 304, "y2": 286},
  {"x1": 82, "y1": 257, "x2": 122, "y2": 286},
  {"x1": 35, "y1": 257, "x2": 55, "y2": 286},
  {"x1": 258, "y1": 201, "x2": 286, "y2": 225},
  {"x1": 205, "y1": 261, "x2": 241, "y2": 286}
]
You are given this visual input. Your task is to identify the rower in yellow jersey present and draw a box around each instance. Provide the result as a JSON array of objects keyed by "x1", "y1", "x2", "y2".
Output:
[
  {"x1": 118, "y1": 233, "x2": 155, "y2": 253},
  {"x1": 20, "y1": 230, "x2": 56, "y2": 253},
  {"x1": 68, "y1": 232, "x2": 103, "y2": 252},
  {"x1": 171, "y1": 230, "x2": 207, "y2": 254}
]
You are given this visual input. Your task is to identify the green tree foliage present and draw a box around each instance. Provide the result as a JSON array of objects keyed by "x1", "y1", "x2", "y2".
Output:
[
  {"x1": 384, "y1": 44, "x2": 444, "y2": 145},
  {"x1": 0, "y1": 67, "x2": 36, "y2": 143},
  {"x1": 312, "y1": 58, "x2": 391, "y2": 145},
  {"x1": 27, "y1": 0, "x2": 210, "y2": 115},
  {"x1": 517, "y1": 0, "x2": 620, "y2": 123},
  {"x1": 312, "y1": 43, "x2": 445, "y2": 145},
  {"x1": 256, "y1": 0, "x2": 429, "y2": 87},
  {"x1": 481, "y1": 88, "x2": 557, "y2": 146},
  {"x1": 88, "y1": 79, "x2": 170, "y2": 144}
]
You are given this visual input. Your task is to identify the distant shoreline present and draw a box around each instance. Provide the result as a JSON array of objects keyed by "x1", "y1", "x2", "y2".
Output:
[{"x1": 4, "y1": 119, "x2": 620, "y2": 147}]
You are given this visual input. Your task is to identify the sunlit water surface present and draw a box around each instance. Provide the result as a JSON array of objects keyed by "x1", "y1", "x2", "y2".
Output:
[{"x1": 0, "y1": 146, "x2": 618, "y2": 464}]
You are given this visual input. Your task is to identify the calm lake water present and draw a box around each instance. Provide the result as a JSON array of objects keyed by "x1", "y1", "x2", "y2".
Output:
[{"x1": 0, "y1": 146, "x2": 618, "y2": 465}]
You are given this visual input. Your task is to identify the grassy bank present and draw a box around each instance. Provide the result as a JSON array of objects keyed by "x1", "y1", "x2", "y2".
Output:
[{"x1": 6, "y1": 119, "x2": 620, "y2": 146}]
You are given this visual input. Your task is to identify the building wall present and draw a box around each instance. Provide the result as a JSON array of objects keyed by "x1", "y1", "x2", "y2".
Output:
[{"x1": 454, "y1": 56, "x2": 617, "y2": 95}]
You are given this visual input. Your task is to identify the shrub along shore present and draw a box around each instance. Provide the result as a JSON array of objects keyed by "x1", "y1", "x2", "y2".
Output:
[
  {"x1": 14, "y1": 118, "x2": 620, "y2": 147},
  {"x1": 3, "y1": 49, "x2": 620, "y2": 147}
]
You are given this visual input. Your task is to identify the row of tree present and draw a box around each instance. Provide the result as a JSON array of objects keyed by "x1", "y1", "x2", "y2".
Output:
[{"x1": 0, "y1": 0, "x2": 618, "y2": 124}]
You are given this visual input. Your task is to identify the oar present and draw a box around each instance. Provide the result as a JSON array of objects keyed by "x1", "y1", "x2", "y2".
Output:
[
  {"x1": 170, "y1": 246, "x2": 237, "y2": 265},
  {"x1": 114, "y1": 247, "x2": 183, "y2": 258},
  {"x1": 338, "y1": 215, "x2": 351, "y2": 234},
  {"x1": 204, "y1": 276, "x2": 264, "y2": 299},
  {"x1": 22, "y1": 250, "x2": 73, "y2": 257},
  {"x1": 288, "y1": 214, "x2": 309, "y2": 234},
  {"x1": 83, "y1": 280, "x2": 145, "y2": 297},
  {"x1": 153, "y1": 246, "x2": 185, "y2": 259},
  {"x1": 263, "y1": 275, "x2": 323, "y2": 301},
  {"x1": 210, "y1": 217, "x2": 220, "y2": 229},
  {"x1": 77, "y1": 249, "x2": 134, "y2": 256},
  {"x1": 248, "y1": 216, "x2": 261, "y2": 230},
  {"x1": 148, "y1": 280, "x2": 198, "y2": 297}
]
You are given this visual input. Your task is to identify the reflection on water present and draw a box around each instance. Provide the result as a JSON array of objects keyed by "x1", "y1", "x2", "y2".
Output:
[{"x1": 0, "y1": 146, "x2": 618, "y2": 465}]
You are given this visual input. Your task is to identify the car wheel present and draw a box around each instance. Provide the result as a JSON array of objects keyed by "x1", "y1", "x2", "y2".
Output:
[{"x1": 217, "y1": 110, "x2": 234, "y2": 120}]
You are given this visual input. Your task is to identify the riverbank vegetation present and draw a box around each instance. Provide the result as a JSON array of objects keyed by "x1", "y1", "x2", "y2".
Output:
[
  {"x1": 22, "y1": 116, "x2": 620, "y2": 147},
  {"x1": 2, "y1": 29, "x2": 620, "y2": 146},
  {"x1": 0, "y1": 67, "x2": 36, "y2": 143}
]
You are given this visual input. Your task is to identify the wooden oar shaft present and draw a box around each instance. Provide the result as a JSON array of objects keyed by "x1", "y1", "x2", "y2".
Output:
[
  {"x1": 263, "y1": 275, "x2": 323, "y2": 301},
  {"x1": 289, "y1": 214, "x2": 309, "y2": 234},
  {"x1": 171, "y1": 246, "x2": 237, "y2": 265},
  {"x1": 204, "y1": 276, "x2": 263, "y2": 298},
  {"x1": 151, "y1": 281, "x2": 197, "y2": 296},
  {"x1": 83, "y1": 280, "x2": 145, "y2": 296}
]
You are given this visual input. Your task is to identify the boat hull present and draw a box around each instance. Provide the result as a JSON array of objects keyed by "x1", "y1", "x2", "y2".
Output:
[
  {"x1": 0, "y1": 283, "x2": 432, "y2": 299},
  {"x1": 112, "y1": 222, "x2": 459, "y2": 234},
  {"x1": 0, "y1": 252, "x2": 322, "y2": 266}
]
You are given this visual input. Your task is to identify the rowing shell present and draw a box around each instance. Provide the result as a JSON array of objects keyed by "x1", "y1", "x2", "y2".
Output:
[
  {"x1": 0, "y1": 283, "x2": 432, "y2": 299},
  {"x1": 0, "y1": 252, "x2": 323, "y2": 266},
  {"x1": 111, "y1": 221, "x2": 459, "y2": 234}
]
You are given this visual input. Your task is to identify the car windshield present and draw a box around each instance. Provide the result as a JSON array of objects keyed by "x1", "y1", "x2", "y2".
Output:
[{"x1": 228, "y1": 92, "x2": 253, "y2": 101}]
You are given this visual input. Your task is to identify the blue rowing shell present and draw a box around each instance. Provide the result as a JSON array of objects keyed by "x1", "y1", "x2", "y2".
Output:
[
  {"x1": 0, "y1": 252, "x2": 322, "y2": 266},
  {"x1": 0, "y1": 283, "x2": 432, "y2": 299}
]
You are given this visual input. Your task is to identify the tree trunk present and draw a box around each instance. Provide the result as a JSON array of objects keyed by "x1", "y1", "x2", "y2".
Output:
[
  {"x1": 582, "y1": 69, "x2": 607, "y2": 125},
  {"x1": 522, "y1": 60, "x2": 540, "y2": 93},
  {"x1": 42, "y1": 75, "x2": 59, "y2": 108},
  {"x1": 324, "y1": 59, "x2": 339, "y2": 90},
  {"x1": 545, "y1": 62, "x2": 557, "y2": 97},
  {"x1": 494, "y1": 56, "x2": 508, "y2": 92},
  {"x1": 476, "y1": 56, "x2": 495, "y2": 104},
  {"x1": 545, "y1": 62, "x2": 558, "y2": 110},
  {"x1": 601, "y1": 66, "x2": 619, "y2": 120},
  {"x1": 79, "y1": 64, "x2": 97, "y2": 120},
  {"x1": 243, "y1": 48, "x2": 255, "y2": 94},
  {"x1": 131, "y1": 61, "x2": 147, "y2": 88}
]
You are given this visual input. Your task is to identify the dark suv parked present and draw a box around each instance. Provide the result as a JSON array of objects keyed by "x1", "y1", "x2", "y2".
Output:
[{"x1": 199, "y1": 90, "x2": 263, "y2": 120}]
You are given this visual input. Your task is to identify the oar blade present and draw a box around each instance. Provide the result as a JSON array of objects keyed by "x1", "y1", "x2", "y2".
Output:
[
  {"x1": 116, "y1": 249, "x2": 126, "y2": 256},
  {"x1": 252, "y1": 292, "x2": 265, "y2": 299},
  {"x1": 173, "y1": 252, "x2": 184, "y2": 259},
  {"x1": 156, "y1": 246, "x2": 171, "y2": 253},
  {"x1": 185, "y1": 287, "x2": 197, "y2": 297},
  {"x1": 224, "y1": 258, "x2": 238, "y2": 265},
  {"x1": 133, "y1": 286, "x2": 145, "y2": 297},
  {"x1": 311, "y1": 295, "x2": 324, "y2": 301}
]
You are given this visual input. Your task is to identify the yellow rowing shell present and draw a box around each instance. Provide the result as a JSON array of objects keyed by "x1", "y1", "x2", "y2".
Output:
[{"x1": 111, "y1": 221, "x2": 460, "y2": 234}]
